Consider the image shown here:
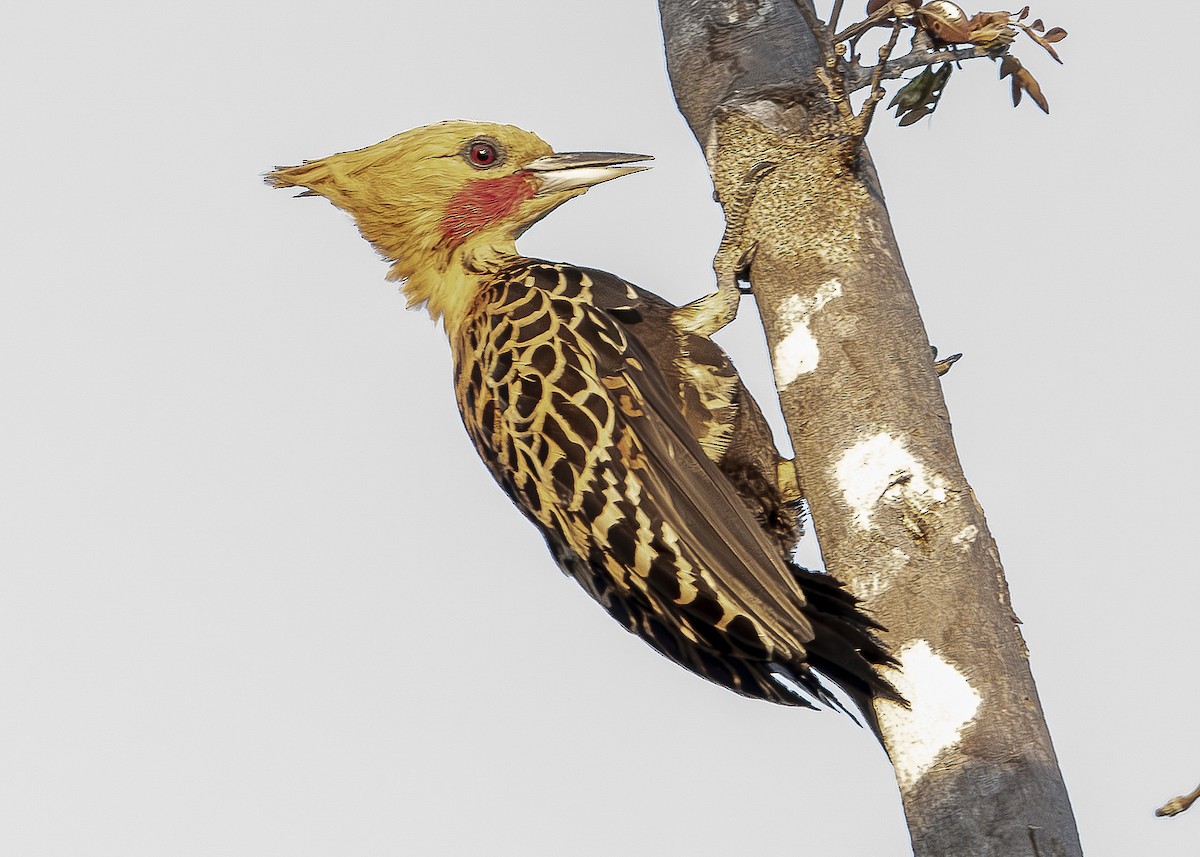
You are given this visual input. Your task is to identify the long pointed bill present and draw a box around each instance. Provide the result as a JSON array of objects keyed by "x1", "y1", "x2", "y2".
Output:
[{"x1": 524, "y1": 152, "x2": 653, "y2": 196}]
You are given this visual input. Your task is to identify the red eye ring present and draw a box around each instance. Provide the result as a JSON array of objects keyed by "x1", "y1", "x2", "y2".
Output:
[{"x1": 467, "y1": 140, "x2": 500, "y2": 168}]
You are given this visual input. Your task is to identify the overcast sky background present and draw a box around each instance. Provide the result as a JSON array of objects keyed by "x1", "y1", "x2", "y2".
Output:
[{"x1": 3, "y1": 1, "x2": 1197, "y2": 854}]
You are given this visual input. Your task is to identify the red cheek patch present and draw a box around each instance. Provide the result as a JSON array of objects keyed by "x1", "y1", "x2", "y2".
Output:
[{"x1": 441, "y1": 173, "x2": 537, "y2": 244}]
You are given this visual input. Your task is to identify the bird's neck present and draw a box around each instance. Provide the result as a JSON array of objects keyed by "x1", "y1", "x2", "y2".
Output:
[{"x1": 398, "y1": 233, "x2": 521, "y2": 336}]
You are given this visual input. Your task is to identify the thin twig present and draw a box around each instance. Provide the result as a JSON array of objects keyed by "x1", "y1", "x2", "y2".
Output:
[
  {"x1": 830, "y1": 0, "x2": 846, "y2": 34},
  {"x1": 856, "y1": 19, "x2": 905, "y2": 134},
  {"x1": 793, "y1": 0, "x2": 856, "y2": 124},
  {"x1": 834, "y1": 4, "x2": 900, "y2": 44},
  {"x1": 793, "y1": 1, "x2": 837, "y2": 69},
  {"x1": 846, "y1": 44, "x2": 993, "y2": 93}
]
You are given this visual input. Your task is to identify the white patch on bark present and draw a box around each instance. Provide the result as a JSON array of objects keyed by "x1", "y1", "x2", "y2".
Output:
[
  {"x1": 951, "y1": 525, "x2": 979, "y2": 550},
  {"x1": 773, "y1": 325, "x2": 819, "y2": 389},
  {"x1": 719, "y1": 0, "x2": 772, "y2": 26},
  {"x1": 878, "y1": 640, "x2": 981, "y2": 791},
  {"x1": 773, "y1": 279, "x2": 842, "y2": 389},
  {"x1": 835, "y1": 432, "x2": 948, "y2": 530},
  {"x1": 848, "y1": 547, "x2": 910, "y2": 601}
]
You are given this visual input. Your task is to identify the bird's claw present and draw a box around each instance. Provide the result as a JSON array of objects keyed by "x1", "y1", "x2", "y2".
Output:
[
  {"x1": 676, "y1": 162, "x2": 778, "y2": 336},
  {"x1": 777, "y1": 459, "x2": 803, "y2": 505},
  {"x1": 721, "y1": 160, "x2": 776, "y2": 291},
  {"x1": 736, "y1": 242, "x2": 758, "y2": 295}
]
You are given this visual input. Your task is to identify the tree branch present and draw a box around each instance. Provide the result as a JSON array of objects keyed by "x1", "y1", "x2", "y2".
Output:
[
  {"x1": 846, "y1": 43, "x2": 994, "y2": 93},
  {"x1": 657, "y1": 1, "x2": 1083, "y2": 854},
  {"x1": 856, "y1": 20, "x2": 905, "y2": 134},
  {"x1": 829, "y1": 0, "x2": 846, "y2": 34}
]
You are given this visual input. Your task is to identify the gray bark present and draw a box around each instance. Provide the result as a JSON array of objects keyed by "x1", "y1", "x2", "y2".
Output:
[{"x1": 657, "y1": 2, "x2": 1084, "y2": 855}]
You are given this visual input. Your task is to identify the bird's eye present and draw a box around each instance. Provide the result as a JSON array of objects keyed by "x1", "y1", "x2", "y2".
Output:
[{"x1": 465, "y1": 139, "x2": 503, "y2": 169}]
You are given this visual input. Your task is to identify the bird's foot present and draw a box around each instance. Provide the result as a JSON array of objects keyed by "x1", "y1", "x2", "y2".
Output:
[
  {"x1": 735, "y1": 242, "x2": 758, "y2": 295},
  {"x1": 777, "y1": 459, "x2": 803, "y2": 506},
  {"x1": 674, "y1": 161, "x2": 776, "y2": 337}
]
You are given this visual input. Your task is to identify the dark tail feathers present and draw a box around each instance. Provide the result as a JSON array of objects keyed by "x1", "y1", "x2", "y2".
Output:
[{"x1": 788, "y1": 562, "x2": 905, "y2": 739}]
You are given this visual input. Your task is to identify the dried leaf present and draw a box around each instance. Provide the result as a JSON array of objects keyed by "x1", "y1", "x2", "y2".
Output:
[
  {"x1": 1001, "y1": 58, "x2": 1049, "y2": 113},
  {"x1": 898, "y1": 105, "x2": 934, "y2": 126},
  {"x1": 998, "y1": 55, "x2": 1046, "y2": 111},
  {"x1": 1023, "y1": 26, "x2": 1063, "y2": 63},
  {"x1": 970, "y1": 11, "x2": 1009, "y2": 27},
  {"x1": 1043, "y1": 26, "x2": 1067, "y2": 42},
  {"x1": 1031, "y1": 18, "x2": 1044, "y2": 31},
  {"x1": 968, "y1": 18, "x2": 1016, "y2": 48},
  {"x1": 1019, "y1": 68, "x2": 1050, "y2": 112},
  {"x1": 1018, "y1": 6, "x2": 1030, "y2": 19}
]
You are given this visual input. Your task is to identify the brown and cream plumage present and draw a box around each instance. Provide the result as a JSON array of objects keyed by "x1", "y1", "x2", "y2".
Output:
[{"x1": 267, "y1": 120, "x2": 895, "y2": 721}]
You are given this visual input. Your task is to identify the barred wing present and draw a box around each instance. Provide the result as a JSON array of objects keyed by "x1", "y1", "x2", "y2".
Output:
[{"x1": 455, "y1": 263, "x2": 818, "y2": 668}]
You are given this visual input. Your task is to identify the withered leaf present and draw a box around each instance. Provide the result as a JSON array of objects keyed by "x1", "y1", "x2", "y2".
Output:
[
  {"x1": 1019, "y1": 68, "x2": 1050, "y2": 112},
  {"x1": 970, "y1": 11, "x2": 1010, "y2": 27},
  {"x1": 1031, "y1": 18, "x2": 1044, "y2": 31},
  {"x1": 1000, "y1": 57, "x2": 1049, "y2": 113},
  {"x1": 1023, "y1": 26, "x2": 1063, "y2": 63},
  {"x1": 967, "y1": 17, "x2": 1017, "y2": 49},
  {"x1": 1018, "y1": 6, "x2": 1030, "y2": 19},
  {"x1": 898, "y1": 105, "x2": 934, "y2": 126},
  {"x1": 1043, "y1": 27, "x2": 1067, "y2": 42}
]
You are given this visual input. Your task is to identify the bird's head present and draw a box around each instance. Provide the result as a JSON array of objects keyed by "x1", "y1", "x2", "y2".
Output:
[{"x1": 267, "y1": 120, "x2": 650, "y2": 324}]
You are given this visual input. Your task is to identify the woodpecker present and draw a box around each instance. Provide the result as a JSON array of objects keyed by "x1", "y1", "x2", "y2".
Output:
[{"x1": 267, "y1": 121, "x2": 896, "y2": 722}]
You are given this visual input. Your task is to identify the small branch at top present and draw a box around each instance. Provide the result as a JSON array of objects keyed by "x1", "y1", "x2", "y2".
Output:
[
  {"x1": 846, "y1": 43, "x2": 993, "y2": 93},
  {"x1": 856, "y1": 19, "x2": 905, "y2": 134},
  {"x1": 793, "y1": 0, "x2": 856, "y2": 125},
  {"x1": 830, "y1": 0, "x2": 846, "y2": 34}
]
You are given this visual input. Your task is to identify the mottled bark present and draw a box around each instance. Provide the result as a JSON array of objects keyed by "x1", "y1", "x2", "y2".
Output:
[{"x1": 657, "y1": 2, "x2": 1083, "y2": 855}]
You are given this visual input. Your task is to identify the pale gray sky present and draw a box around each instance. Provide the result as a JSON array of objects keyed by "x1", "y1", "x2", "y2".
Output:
[{"x1": 3, "y1": 1, "x2": 1197, "y2": 855}]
